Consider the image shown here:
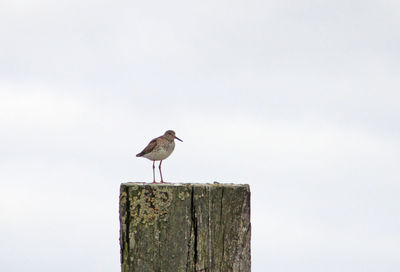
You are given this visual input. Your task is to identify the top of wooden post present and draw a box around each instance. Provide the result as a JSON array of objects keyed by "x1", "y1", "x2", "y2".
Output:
[{"x1": 121, "y1": 182, "x2": 250, "y2": 188}]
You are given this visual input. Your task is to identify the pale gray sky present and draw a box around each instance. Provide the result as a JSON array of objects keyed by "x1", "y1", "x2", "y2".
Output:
[{"x1": 1, "y1": 1, "x2": 400, "y2": 271}]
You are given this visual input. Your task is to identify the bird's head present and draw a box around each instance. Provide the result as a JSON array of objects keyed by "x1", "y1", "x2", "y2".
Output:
[{"x1": 164, "y1": 130, "x2": 183, "y2": 142}]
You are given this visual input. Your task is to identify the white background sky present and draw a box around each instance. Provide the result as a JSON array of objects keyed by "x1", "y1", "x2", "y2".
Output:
[{"x1": 1, "y1": 0, "x2": 400, "y2": 271}]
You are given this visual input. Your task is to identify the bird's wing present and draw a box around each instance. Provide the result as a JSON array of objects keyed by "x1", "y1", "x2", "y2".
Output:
[{"x1": 136, "y1": 138, "x2": 157, "y2": 157}]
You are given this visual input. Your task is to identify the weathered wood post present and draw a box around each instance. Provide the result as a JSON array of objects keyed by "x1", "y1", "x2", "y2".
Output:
[{"x1": 119, "y1": 182, "x2": 251, "y2": 272}]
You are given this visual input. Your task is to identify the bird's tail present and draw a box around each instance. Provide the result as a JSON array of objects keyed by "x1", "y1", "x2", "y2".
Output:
[{"x1": 136, "y1": 152, "x2": 143, "y2": 157}]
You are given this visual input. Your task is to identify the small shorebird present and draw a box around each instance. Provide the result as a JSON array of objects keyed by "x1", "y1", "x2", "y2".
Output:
[{"x1": 136, "y1": 130, "x2": 183, "y2": 183}]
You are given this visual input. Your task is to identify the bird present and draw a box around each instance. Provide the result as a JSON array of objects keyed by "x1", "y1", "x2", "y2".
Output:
[{"x1": 136, "y1": 130, "x2": 183, "y2": 183}]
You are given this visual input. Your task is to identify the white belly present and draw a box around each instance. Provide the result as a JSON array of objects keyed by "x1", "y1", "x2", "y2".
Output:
[{"x1": 143, "y1": 143, "x2": 175, "y2": 161}]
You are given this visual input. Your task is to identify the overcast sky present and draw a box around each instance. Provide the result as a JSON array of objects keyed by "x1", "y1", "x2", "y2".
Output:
[{"x1": 1, "y1": 0, "x2": 400, "y2": 271}]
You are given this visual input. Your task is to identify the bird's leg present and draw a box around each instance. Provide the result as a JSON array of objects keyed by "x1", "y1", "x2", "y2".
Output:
[
  {"x1": 152, "y1": 161, "x2": 156, "y2": 183},
  {"x1": 159, "y1": 160, "x2": 165, "y2": 183}
]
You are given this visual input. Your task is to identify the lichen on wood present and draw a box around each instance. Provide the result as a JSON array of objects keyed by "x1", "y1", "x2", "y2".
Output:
[{"x1": 119, "y1": 182, "x2": 251, "y2": 272}]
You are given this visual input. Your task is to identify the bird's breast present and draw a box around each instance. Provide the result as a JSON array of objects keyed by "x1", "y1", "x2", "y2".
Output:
[{"x1": 143, "y1": 141, "x2": 175, "y2": 161}]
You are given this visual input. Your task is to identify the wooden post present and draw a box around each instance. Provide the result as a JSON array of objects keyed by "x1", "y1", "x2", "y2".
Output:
[{"x1": 119, "y1": 183, "x2": 251, "y2": 272}]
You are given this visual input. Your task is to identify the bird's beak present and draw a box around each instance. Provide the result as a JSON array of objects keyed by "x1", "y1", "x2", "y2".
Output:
[{"x1": 175, "y1": 136, "x2": 183, "y2": 142}]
